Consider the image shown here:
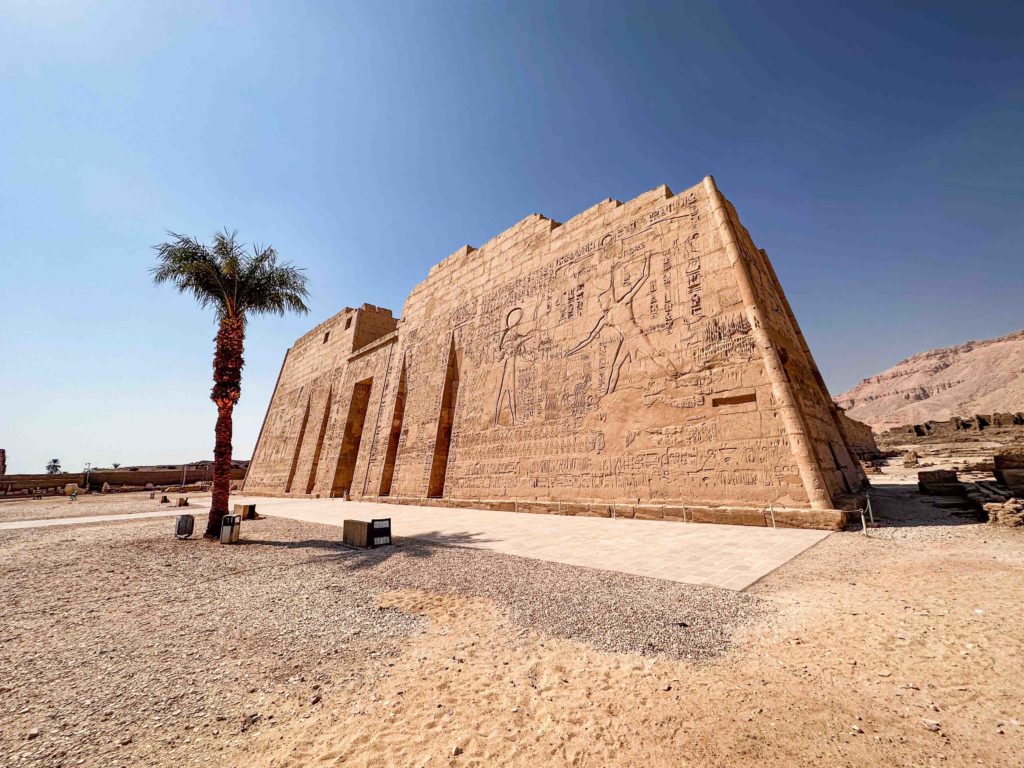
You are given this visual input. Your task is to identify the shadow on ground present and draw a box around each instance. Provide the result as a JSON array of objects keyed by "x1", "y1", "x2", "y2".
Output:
[
  {"x1": 240, "y1": 529, "x2": 494, "y2": 570},
  {"x1": 864, "y1": 482, "x2": 984, "y2": 529}
]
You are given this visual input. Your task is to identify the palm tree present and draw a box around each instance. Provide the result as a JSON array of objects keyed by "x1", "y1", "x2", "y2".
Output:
[
  {"x1": 152, "y1": 230, "x2": 310, "y2": 537},
  {"x1": 45, "y1": 458, "x2": 61, "y2": 474}
]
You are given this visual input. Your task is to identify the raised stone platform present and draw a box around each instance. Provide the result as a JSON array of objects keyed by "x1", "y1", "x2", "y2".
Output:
[{"x1": 234, "y1": 496, "x2": 833, "y2": 590}]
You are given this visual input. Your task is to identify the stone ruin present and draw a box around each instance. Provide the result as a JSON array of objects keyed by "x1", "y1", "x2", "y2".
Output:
[
  {"x1": 983, "y1": 498, "x2": 1024, "y2": 527},
  {"x1": 244, "y1": 176, "x2": 868, "y2": 529},
  {"x1": 1, "y1": 464, "x2": 247, "y2": 498},
  {"x1": 835, "y1": 409, "x2": 880, "y2": 461},
  {"x1": 0, "y1": 449, "x2": 6, "y2": 477},
  {"x1": 995, "y1": 450, "x2": 1024, "y2": 496},
  {"x1": 883, "y1": 412, "x2": 1024, "y2": 440},
  {"x1": 915, "y1": 449, "x2": 1024, "y2": 526}
]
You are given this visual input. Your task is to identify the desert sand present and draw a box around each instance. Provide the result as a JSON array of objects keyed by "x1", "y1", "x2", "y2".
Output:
[
  {"x1": 0, "y1": 490, "x2": 210, "y2": 524},
  {"x1": 1, "y1": 472, "x2": 1022, "y2": 767}
]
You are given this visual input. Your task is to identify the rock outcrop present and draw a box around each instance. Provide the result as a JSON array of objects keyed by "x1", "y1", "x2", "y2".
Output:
[{"x1": 835, "y1": 329, "x2": 1024, "y2": 431}]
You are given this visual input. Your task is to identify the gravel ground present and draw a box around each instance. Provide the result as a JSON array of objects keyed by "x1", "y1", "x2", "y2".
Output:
[
  {"x1": 0, "y1": 518, "x2": 420, "y2": 768},
  {"x1": 0, "y1": 513, "x2": 761, "y2": 768},
  {"x1": 368, "y1": 540, "x2": 762, "y2": 659},
  {"x1": 858, "y1": 482, "x2": 998, "y2": 543}
]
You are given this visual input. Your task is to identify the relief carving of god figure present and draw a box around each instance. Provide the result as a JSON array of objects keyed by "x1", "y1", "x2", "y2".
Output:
[{"x1": 494, "y1": 307, "x2": 536, "y2": 426}]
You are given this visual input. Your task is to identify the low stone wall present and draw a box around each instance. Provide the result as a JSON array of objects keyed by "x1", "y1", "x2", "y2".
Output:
[
  {"x1": 883, "y1": 412, "x2": 1024, "y2": 441},
  {"x1": 1, "y1": 467, "x2": 245, "y2": 494},
  {"x1": 984, "y1": 498, "x2": 1024, "y2": 527}
]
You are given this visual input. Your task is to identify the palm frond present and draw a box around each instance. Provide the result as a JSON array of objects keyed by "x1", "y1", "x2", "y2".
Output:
[{"x1": 152, "y1": 230, "x2": 310, "y2": 321}]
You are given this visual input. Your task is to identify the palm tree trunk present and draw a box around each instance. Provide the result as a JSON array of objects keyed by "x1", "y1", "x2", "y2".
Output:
[
  {"x1": 207, "y1": 403, "x2": 234, "y2": 537},
  {"x1": 206, "y1": 315, "x2": 245, "y2": 538}
]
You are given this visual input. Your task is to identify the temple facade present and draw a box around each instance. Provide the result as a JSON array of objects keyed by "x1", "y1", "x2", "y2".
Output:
[{"x1": 243, "y1": 176, "x2": 866, "y2": 529}]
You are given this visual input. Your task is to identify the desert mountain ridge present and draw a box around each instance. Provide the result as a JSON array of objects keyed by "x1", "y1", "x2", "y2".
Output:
[{"x1": 834, "y1": 328, "x2": 1024, "y2": 431}]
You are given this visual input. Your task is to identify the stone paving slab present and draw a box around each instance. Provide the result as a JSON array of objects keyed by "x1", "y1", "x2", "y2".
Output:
[{"x1": 233, "y1": 496, "x2": 831, "y2": 590}]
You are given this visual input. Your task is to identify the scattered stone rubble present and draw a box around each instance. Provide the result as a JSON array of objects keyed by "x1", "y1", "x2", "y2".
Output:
[
  {"x1": 982, "y1": 498, "x2": 1024, "y2": 527},
  {"x1": 915, "y1": 463, "x2": 1024, "y2": 526}
]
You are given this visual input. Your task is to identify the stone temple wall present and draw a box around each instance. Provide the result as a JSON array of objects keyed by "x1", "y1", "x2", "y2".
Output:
[
  {"x1": 836, "y1": 410, "x2": 881, "y2": 460},
  {"x1": 244, "y1": 176, "x2": 865, "y2": 528}
]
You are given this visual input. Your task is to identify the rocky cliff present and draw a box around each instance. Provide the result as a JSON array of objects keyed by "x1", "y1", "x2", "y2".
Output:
[{"x1": 835, "y1": 329, "x2": 1024, "y2": 430}]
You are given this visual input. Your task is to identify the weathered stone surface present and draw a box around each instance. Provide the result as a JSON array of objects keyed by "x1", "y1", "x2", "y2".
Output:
[
  {"x1": 983, "y1": 498, "x2": 1024, "y2": 527},
  {"x1": 880, "y1": 412, "x2": 1024, "y2": 443},
  {"x1": 999, "y1": 468, "x2": 1024, "y2": 497},
  {"x1": 918, "y1": 469, "x2": 966, "y2": 497},
  {"x1": 836, "y1": 409, "x2": 881, "y2": 459},
  {"x1": 919, "y1": 470, "x2": 958, "y2": 484},
  {"x1": 244, "y1": 177, "x2": 865, "y2": 528},
  {"x1": 994, "y1": 451, "x2": 1024, "y2": 485}
]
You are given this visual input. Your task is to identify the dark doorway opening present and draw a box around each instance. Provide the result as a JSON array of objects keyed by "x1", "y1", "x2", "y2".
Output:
[
  {"x1": 379, "y1": 360, "x2": 407, "y2": 496},
  {"x1": 284, "y1": 392, "x2": 311, "y2": 494},
  {"x1": 305, "y1": 387, "x2": 333, "y2": 494},
  {"x1": 428, "y1": 340, "x2": 460, "y2": 498},
  {"x1": 331, "y1": 378, "x2": 373, "y2": 497}
]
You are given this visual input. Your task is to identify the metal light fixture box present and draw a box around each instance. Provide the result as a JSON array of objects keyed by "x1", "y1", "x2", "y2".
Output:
[
  {"x1": 219, "y1": 514, "x2": 241, "y2": 544},
  {"x1": 371, "y1": 518, "x2": 392, "y2": 547},
  {"x1": 175, "y1": 514, "x2": 194, "y2": 539}
]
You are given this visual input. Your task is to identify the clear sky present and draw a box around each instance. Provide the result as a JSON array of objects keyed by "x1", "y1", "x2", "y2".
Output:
[{"x1": 1, "y1": 1, "x2": 1021, "y2": 474}]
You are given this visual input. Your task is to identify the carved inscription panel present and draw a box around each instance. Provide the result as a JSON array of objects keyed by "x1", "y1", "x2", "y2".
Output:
[{"x1": 387, "y1": 183, "x2": 810, "y2": 506}]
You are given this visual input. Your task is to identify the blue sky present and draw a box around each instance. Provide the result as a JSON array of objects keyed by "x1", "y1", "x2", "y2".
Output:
[{"x1": 1, "y1": 1, "x2": 1021, "y2": 474}]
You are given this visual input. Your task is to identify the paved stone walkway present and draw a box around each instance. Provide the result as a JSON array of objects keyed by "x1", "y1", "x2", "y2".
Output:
[{"x1": 233, "y1": 496, "x2": 831, "y2": 590}]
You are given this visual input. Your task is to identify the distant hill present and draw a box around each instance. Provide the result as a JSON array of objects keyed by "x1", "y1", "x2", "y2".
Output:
[{"x1": 834, "y1": 329, "x2": 1024, "y2": 431}]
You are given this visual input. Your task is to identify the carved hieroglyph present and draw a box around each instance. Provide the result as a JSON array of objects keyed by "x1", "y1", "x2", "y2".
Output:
[{"x1": 244, "y1": 177, "x2": 866, "y2": 529}]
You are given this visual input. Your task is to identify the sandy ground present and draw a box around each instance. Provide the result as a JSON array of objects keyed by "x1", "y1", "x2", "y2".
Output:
[
  {"x1": 0, "y1": 491, "x2": 208, "y2": 523},
  {"x1": 1, "y1": 482, "x2": 1022, "y2": 768},
  {"x1": 865, "y1": 447, "x2": 1004, "y2": 496}
]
